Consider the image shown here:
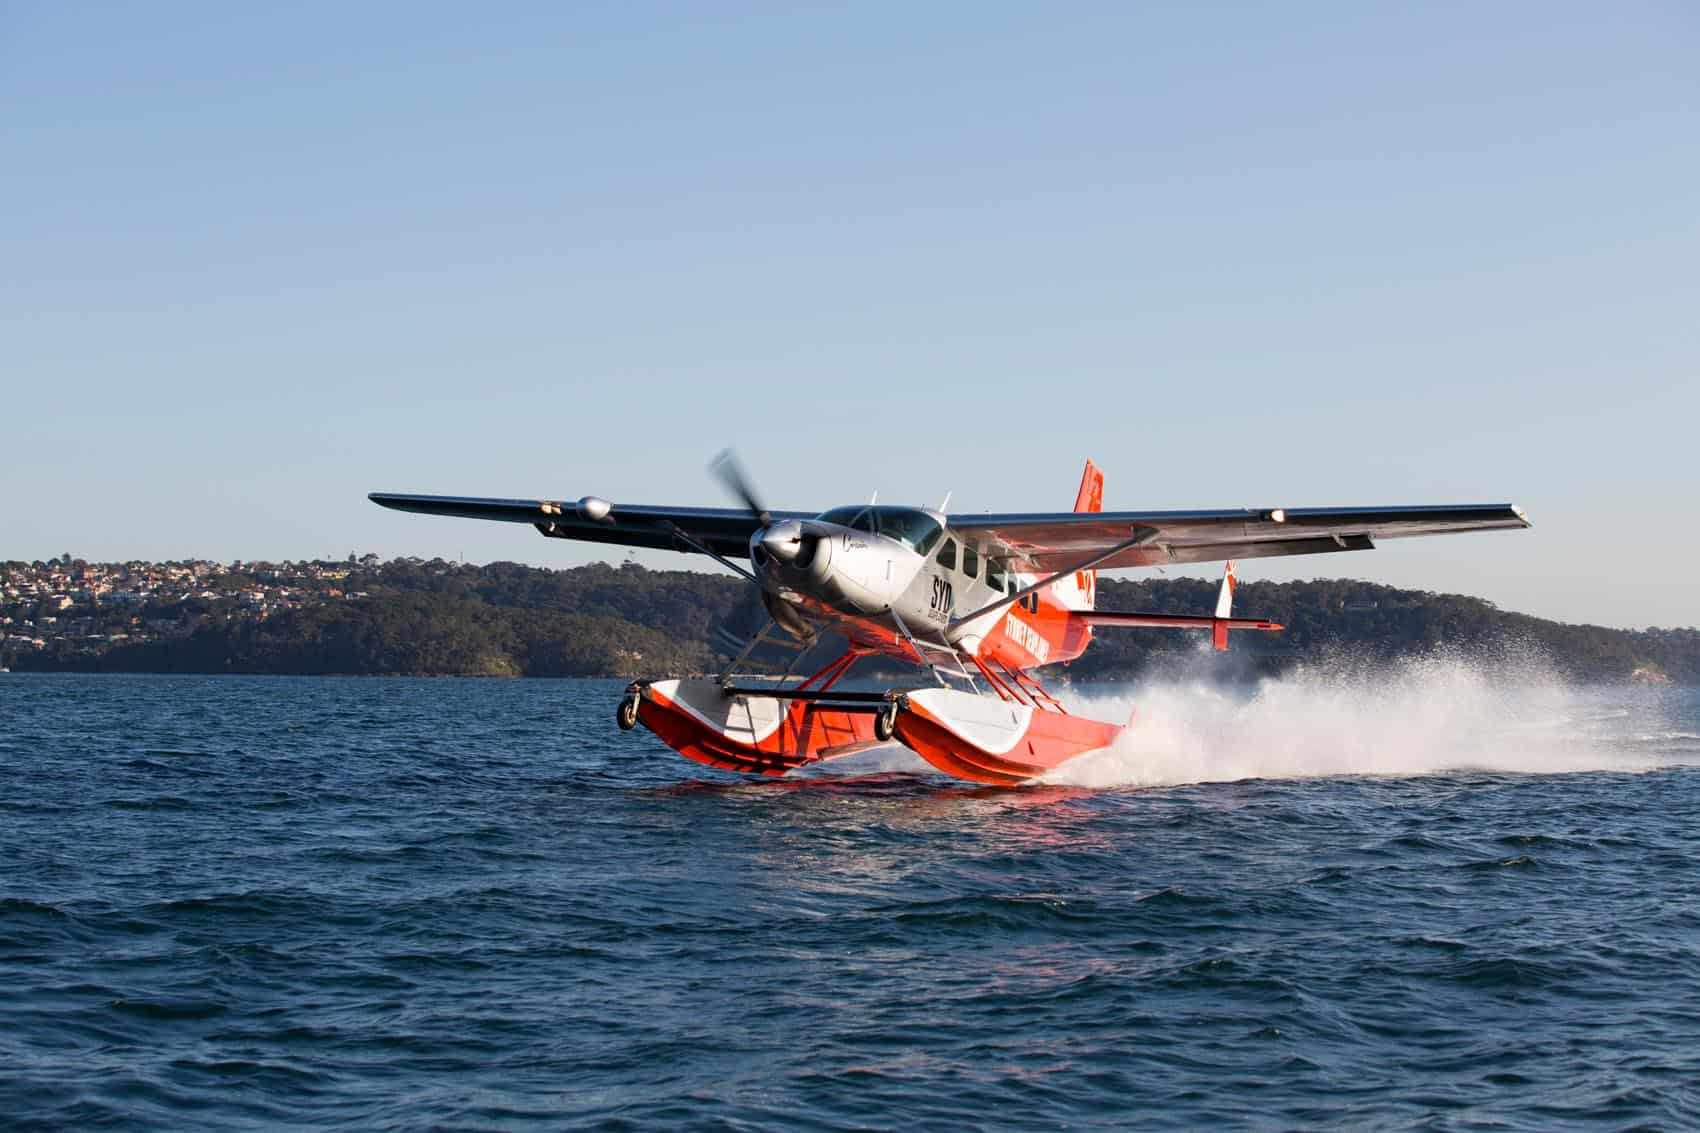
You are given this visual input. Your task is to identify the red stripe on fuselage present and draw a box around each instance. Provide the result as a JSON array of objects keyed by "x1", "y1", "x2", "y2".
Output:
[{"x1": 979, "y1": 575, "x2": 1094, "y2": 672}]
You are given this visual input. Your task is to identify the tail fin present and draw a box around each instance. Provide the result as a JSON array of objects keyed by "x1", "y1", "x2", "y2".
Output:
[
  {"x1": 1073, "y1": 459, "x2": 1103, "y2": 514},
  {"x1": 1212, "y1": 561, "x2": 1236, "y2": 651},
  {"x1": 1071, "y1": 460, "x2": 1103, "y2": 610}
]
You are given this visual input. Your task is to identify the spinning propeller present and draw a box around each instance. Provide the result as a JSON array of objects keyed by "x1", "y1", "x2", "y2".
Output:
[
  {"x1": 713, "y1": 449, "x2": 805, "y2": 564},
  {"x1": 711, "y1": 449, "x2": 771, "y2": 529},
  {"x1": 710, "y1": 449, "x2": 817, "y2": 644}
]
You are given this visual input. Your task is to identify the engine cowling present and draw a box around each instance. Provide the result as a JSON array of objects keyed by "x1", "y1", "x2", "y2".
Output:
[
  {"x1": 751, "y1": 520, "x2": 833, "y2": 586},
  {"x1": 750, "y1": 521, "x2": 913, "y2": 616}
]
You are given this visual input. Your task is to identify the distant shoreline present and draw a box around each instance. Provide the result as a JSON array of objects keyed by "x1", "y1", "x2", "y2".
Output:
[{"x1": 5, "y1": 557, "x2": 1697, "y2": 685}]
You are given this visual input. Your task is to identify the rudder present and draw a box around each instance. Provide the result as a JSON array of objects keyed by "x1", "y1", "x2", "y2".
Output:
[
  {"x1": 1073, "y1": 459, "x2": 1103, "y2": 515},
  {"x1": 1070, "y1": 460, "x2": 1103, "y2": 610}
]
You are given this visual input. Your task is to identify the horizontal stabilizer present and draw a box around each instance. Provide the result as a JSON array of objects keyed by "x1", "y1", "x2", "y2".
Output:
[
  {"x1": 1075, "y1": 609, "x2": 1283, "y2": 653},
  {"x1": 1076, "y1": 611, "x2": 1283, "y2": 632}
]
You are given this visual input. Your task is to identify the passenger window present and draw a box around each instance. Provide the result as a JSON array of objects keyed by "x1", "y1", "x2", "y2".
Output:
[
  {"x1": 986, "y1": 563, "x2": 1006, "y2": 593},
  {"x1": 937, "y1": 539, "x2": 957, "y2": 570},
  {"x1": 963, "y1": 545, "x2": 979, "y2": 579}
]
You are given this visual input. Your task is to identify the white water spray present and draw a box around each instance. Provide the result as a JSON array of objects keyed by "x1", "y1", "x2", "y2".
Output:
[{"x1": 1043, "y1": 649, "x2": 1671, "y2": 789}]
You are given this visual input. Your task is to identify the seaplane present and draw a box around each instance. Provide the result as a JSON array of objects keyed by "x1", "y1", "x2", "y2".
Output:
[{"x1": 369, "y1": 458, "x2": 1530, "y2": 785}]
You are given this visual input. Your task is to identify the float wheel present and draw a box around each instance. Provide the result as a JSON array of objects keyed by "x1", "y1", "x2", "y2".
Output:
[{"x1": 874, "y1": 701, "x2": 898, "y2": 742}]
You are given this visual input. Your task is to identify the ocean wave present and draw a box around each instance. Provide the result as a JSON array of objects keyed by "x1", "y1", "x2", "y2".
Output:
[{"x1": 3, "y1": 674, "x2": 1699, "y2": 1131}]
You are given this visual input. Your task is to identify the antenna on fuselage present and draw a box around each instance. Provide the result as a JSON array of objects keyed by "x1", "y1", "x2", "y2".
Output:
[
  {"x1": 869, "y1": 490, "x2": 878, "y2": 505},
  {"x1": 938, "y1": 490, "x2": 952, "y2": 511}
]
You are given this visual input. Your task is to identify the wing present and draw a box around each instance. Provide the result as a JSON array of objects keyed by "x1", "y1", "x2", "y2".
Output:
[
  {"x1": 368, "y1": 492, "x2": 811, "y2": 558},
  {"x1": 947, "y1": 503, "x2": 1531, "y2": 570}
]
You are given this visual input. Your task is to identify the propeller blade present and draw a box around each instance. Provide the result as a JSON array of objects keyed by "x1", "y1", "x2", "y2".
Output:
[{"x1": 710, "y1": 449, "x2": 771, "y2": 527}]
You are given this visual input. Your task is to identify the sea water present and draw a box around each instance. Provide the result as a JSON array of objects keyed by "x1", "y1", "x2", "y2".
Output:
[{"x1": 2, "y1": 671, "x2": 1698, "y2": 1129}]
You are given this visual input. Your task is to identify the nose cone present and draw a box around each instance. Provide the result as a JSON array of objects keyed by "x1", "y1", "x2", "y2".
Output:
[{"x1": 759, "y1": 519, "x2": 805, "y2": 563}]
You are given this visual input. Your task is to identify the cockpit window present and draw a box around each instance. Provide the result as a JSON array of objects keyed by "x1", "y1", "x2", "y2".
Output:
[
  {"x1": 936, "y1": 538, "x2": 957, "y2": 570},
  {"x1": 878, "y1": 509, "x2": 943, "y2": 555},
  {"x1": 962, "y1": 544, "x2": 979, "y2": 579},
  {"x1": 815, "y1": 505, "x2": 876, "y2": 534},
  {"x1": 815, "y1": 506, "x2": 943, "y2": 554}
]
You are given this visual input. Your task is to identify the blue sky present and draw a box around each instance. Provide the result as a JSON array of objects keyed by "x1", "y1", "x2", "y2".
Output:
[{"x1": 4, "y1": 3, "x2": 1695, "y2": 628}]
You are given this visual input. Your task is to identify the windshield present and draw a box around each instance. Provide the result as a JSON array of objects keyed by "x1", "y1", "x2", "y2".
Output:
[
  {"x1": 816, "y1": 505, "x2": 875, "y2": 533},
  {"x1": 815, "y1": 506, "x2": 944, "y2": 554}
]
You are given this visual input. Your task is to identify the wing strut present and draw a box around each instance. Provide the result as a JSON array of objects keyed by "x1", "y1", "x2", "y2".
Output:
[
  {"x1": 661, "y1": 521, "x2": 760, "y2": 585},
  {"x1": 888, "y1": 605, "x2": 962, "y2": 689},
  {"x1": 950, "y1": 527, "x2": 1158, "y2": 628}
]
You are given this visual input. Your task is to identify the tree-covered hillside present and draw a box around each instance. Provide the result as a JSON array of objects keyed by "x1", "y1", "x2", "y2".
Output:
[
  {"x1": 11, "y1": 558, "x2": 1697, "y2": 683},
  {"x1": 1077, "y1": 577, "x2": 1699, "y2": 685}
]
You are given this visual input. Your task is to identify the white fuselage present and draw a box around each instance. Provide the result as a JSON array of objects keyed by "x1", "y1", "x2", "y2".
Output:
[{"x1": 749, "y1": 505, "x2": 1066, "y2": 655}]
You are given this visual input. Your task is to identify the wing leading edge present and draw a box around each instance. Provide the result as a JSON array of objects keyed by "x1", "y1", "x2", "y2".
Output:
[
  {"x1": 367, "y1": 492, "x2": 809, "y2": 558},
  {"x1": 371, "y1": 492, "x2": 1529, "y2": 570},
  {"x1": 947, "y1": 503, "x2": 1530, "y2": 570}
]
